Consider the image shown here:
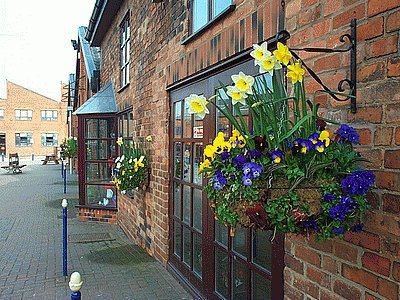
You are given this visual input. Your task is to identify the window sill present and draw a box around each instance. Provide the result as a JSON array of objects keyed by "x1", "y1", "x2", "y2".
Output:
[
  {"x1": 181, "y1": 4, "x2": 236, "y2": 45},
  {"x1": 76, "y1": 204, "x2": 118, "y2": 211},
  {"x1": 117, "y1": 82, "x2": 130, "y2": 93}
]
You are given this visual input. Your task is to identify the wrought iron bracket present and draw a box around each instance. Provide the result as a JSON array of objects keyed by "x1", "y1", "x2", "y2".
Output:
[{"x1": 286, "y1": 19, "x2": 357, "y2": 113}]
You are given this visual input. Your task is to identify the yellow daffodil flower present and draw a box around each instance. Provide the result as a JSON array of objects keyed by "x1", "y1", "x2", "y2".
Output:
[
  {"x1": 226, "y1": 85, "x2": 247, "y2": 106},
  {"x1": 231, "y1": 72, "x2": 255, "y2": 94},
  {"x1": 273, "y1": 42, "x2": 292, "y2": 65},
  {"x1": 286, "y1": 62, "x2": 305, "y2": 84},
  {"x1": 257, "y1": 55, "x2": 282, "y2": 76},
  {"x1": 198, "y1": 159, "x2": 211, "y2": 173},
  {"x1": 117, "y1": 137, "x2": 123, "y2": 146},
  {"x1": 319, "y1": 130, "x2": 331, "y2": 147},
  {"x1": 250, "y1": 42, "x2": 269, "y2": 61},
  {"x1": 186, "y1": 94, "x2": 210, "y2": 119}
]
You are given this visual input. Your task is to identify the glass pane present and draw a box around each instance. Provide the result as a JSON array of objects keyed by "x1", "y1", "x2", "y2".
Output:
[
  {"x1": 128, "y1": 112, "x2": 134, "y2": 137},
  {"x1": 183, "y1": 143, "x2": 191, "y2": 182},
  {"x1": 193, "y1": 114, "x2": 204, "y2": 139},
  {"x1": 86, "y1": 185, "x2": 117, "y2": 208},
  {"x1": 98, "y1": 119, "x2": 110, "y2": 138},
  {"x1": 193, "y1": 233, "x2": 202, "y2": 277},
  {"x1": 85, "y1": 119, "x2": 98, "y2": 138},
  {"x1": 193, "y1": 143, "x2": 203, "y2": 185},
  {"x1": 192, "y1": 0, "x2": 208, "y2": 32},
  {"x1": 174, "y1": 183, "x2": 181, "y2": 218},
  {"x1": 86, "y1": 140, "x2": 110, "y2": 160},
  {"x1": 174, "y1": 221, "x2": 182, "y2": 258},
  {"x1": 86, "y1": 162, "x2": 112, "y2": 183},
  {"x1": 216, "y1": 90, "x2": 231, "y2": 138},
  {"x1": 215, "y1": 222, "x2": 228, "y2": 247},
  {"x1": 183, "y1": 227, "x2": 191, "y2": 266},
  {"x1": 215, "y1": 248, "x2": 229, "y2": 299},
  {"x1": 183, "y1": 185, "x2": 191, "y2": 225},
  {"x1": 233, "y1": 227, "x2": 248, "y2": 258},
  {"x1": 193, "y1": 188, "x2": 202, "y2": 232},
  {"x1": 253, "y1": 230, "x2": 273, "y2": 271},
  {"x1": 252, "y1": 272, "x2": 272, "y2": 300},
  {"x1": 174, "y1": 142, "x2": 182, "y2": 179},
  {"x1": 174, "y1": 101, "x2": 182, "y2": 138},
  {"x1": 212, "y1": 0, "x2": 231, "y2": 17},
  {"x1": 123, "y1": 114, "x2": 129, "y2": 137},
  {"x1": 183, "y1": 98, "x2": 192, "y2": 138},
  {"x1": 233, "y1": 259, "x2": 248, "y2": 300}
]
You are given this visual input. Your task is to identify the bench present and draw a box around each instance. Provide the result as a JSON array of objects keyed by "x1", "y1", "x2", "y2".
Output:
[
  {"x1": 42, "y1": 154, "x2": 59, "y2": 165},
  {"x1": 1, "y1": 153, "x2": 26, "y2": 174}
]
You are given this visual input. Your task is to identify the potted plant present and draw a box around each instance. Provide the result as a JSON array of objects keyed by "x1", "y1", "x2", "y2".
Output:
[{"x1": 187, "y1": 42, "x2": 374, "y2": 241}]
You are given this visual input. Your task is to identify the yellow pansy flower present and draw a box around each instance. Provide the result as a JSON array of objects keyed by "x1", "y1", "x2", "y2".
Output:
[
  {"x1": 198, "y1": 159, "x2": 211, "y2": 173},
  {"x1": 231, "y1": 72, "x2": 255, "y2": 94},
  {"x1": 204, "y1": 144, "x2": 217, "y2": 160},
  {"x1": 213, "y1": 132, "x2": 231, "y2": 154},
  {"x1": 318, "y1": 130, "x2": 331, "y2": 147},
  {"x1": 186, "y1": 94, "x2": 210, "y2": 119},
  {"x1": 226, "y1": 85, "x2": 247, "y2": 106},
  {"x1": 286, "y1": 62, "x2": 305, "y2": 84},
  {"x1": 273, "y1": 42, "x2": 292, "y2": 66}
]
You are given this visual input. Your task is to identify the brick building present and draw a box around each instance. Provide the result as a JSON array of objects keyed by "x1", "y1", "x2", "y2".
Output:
[
  {"x1": 71, "y1": 0, "x2": 400, "y2": 299},
  {"x1": 0, "y1": 80, "x2": 67, "y2": 159}
]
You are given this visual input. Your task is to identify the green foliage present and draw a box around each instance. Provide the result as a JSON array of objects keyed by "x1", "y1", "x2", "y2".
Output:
[{"x1": 60, "y1": 137, "x2": 77, "y2": 158}]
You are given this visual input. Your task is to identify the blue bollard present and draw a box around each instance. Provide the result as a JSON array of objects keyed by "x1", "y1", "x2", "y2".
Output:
[
  {"x1": 63, "y1": 168, "x2": 67, "y2": 194},
  {"x1": 71, "y1": 291, "x2": 81, "y2": 300},
  {"x1": 1, "y1": 153, "x2": 4, "y2": 162},
  {"x1": 62, "y1": 199, "x2": 68, "y2": 276},
  {"x1": 61, "y1": 160, "x2": 64, "y2": 178},
  {"x1": 31, "y1": 154, "x2": 34, "y2": 161}
]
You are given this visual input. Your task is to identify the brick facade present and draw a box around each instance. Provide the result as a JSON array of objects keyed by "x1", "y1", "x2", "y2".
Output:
[
  {"x1": 284, "y1": 1, "x2": 400, "y2": 299},
  {"x1": 0, "y1": 81, "x2": 67, "y2": 158},
  {"x1": 84, "y1": 0, "x2": 399, "y2": 298}
]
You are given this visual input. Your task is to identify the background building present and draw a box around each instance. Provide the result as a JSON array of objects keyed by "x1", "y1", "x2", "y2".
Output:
[{"x1": 0, "y1": 80, "x2": 67, "y2": 159}]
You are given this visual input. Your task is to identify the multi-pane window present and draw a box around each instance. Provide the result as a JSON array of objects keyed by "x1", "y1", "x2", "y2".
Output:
[
  {"x1": 41, "y1": 133, "x2": 58, "y2": 147},
  {"x1": 15, "y1": 109, "x2": 33, "y2": 121},
  {"x1": 0, "y1": 109, "x2": 4, "y2": 120},
  {"x1": 15, "y1": 132, "x2": 33, "y2": 147},
  {"x1": 120, "y1": 15, "x2": 130, "y2": 88},
  {"x1": 41, "y1": 110, "x2": 58, "y2": 121},
  {"x1": 117, "y1": 109, "x2": 133, "y2": 152},
  {"x1": 191, "y1": 0, "x2": 232, "y2": 33}
]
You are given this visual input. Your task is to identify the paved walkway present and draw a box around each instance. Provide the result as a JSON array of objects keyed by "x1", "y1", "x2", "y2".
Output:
[{"x1": 0, "y1": 162, "x2": 193, "y2": 299}]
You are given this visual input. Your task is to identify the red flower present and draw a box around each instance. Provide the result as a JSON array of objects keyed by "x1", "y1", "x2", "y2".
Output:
[{"x1": 246, "y1": 203, "x2": 268, "y2": 229}]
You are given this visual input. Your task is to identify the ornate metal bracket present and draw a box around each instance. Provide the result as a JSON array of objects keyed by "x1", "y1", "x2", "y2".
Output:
[{"x1": 287, "y1": 19, "x2": 357, "y2": 113}]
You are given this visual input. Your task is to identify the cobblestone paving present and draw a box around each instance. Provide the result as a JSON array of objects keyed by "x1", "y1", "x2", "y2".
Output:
[{"x1": 0, "y1": 163, "x2": 193, "y2": 299}]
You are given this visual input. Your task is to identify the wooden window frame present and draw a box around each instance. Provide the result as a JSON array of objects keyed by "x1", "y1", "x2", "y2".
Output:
[{"x1": 119, "y1": 13, "x2": 130, "y2": 89}]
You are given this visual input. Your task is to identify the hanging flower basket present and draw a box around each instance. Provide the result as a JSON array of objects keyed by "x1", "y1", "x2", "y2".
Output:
[
  {"x1": 112, "y1": 138, "x2": 149, "y2": 194},
  {"x1": 186, "y1": 42, "x2": 375, "y2": 241}
]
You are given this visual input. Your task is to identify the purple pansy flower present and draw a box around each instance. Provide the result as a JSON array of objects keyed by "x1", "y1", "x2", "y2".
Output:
[
  {"x1": 242, "y1": 175, "x2": 253, "y2": 186},
  {"x1": 232, "y1": 154, "x2": 247, "y2": 166},
  {"x1": 323, "y1": 193, "x2": 336, "y2": 203},
  {"x1": 336, "y1": 124, "x2": 360, "y2": 144},
  {"x1": 333, "y1": 227, "x2": 345, "y2": 235}
]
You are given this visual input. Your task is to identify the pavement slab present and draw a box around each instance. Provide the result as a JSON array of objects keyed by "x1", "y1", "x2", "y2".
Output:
[{"x1": 0, "y1": 163, "x2": 194, "y2": 299}]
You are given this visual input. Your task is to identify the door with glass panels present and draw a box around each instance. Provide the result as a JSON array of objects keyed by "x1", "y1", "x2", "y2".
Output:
[
  {"x1": 78, "y1": 116, "x2": 117, "y2": 208},
  {"x1": 169, "y1": 60, "x2": 284, "y2": 299},
  {"x1": 170, "y1": 80, "x2": 209, "y2": 293}
]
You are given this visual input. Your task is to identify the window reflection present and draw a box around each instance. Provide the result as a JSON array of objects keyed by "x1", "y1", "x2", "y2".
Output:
[
  {"x1": 174, "y1": 142, "x2": 182, "y2": 179},
  {"x1": 192, "y1": 0, "x2": 208, "y2": 32},
  {"x1": 86, "y1": 185, "x2": 116, "y2": 208},
  {"x1": 193, "y1": 143, "x2": 203, "y2": 185},
  {"x1": 183, "y1": 143, "x2": 191, "y2": 182},
  {"x1": 183, "y1": 99, "x2": 192, "y2": 138},
  {"x1": 174, "y1": 101, "x2": 182, "y2": 138}
]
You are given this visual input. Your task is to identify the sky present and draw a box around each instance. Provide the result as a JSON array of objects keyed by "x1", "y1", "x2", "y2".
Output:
[{"x1": 0, "y1": 0, "x2": 96, "y2": 101}]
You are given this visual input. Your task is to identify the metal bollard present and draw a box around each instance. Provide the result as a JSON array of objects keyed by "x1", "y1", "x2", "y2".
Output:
[
  {"x1": 61, "y1": 160, "x2": 64, "y2": 178},
  {"x1": 1, "y1": 153, "x2": 4, "y2": 162},
  {"x1": 69, "y1": 272, "x2": 83, "y2": 300},
  {"x1": 62, "y1": 199, "x2": 68, "y2": 276},
  {"x1": 31, "y1": 154, "x2": 34, "y2": 161},
  {"x1": 63, "y1": 168, "x2": 67, "y2": 194}
]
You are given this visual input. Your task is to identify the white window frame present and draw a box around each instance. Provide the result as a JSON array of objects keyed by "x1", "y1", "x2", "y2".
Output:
[
  {"x1": 15, "y1": 132, "x2": 33, "y2": 147},
  {"x1": 41, "y1": 110, "x2": 58, "y2": 121},
  {"x1": 41, "y1": 133, "x2": 58, "y2": 147},
  {"x1": 120, "y1": 14, "x2": 130, "y2": 88},
  {"x1": 15, "y1": 109, "x2": 33, "y2": 121}
]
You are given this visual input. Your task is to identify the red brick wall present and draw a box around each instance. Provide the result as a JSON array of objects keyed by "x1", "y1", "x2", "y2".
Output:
[{"x1": 284, "y1": 1, "x2": 400, "y2": 299}]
